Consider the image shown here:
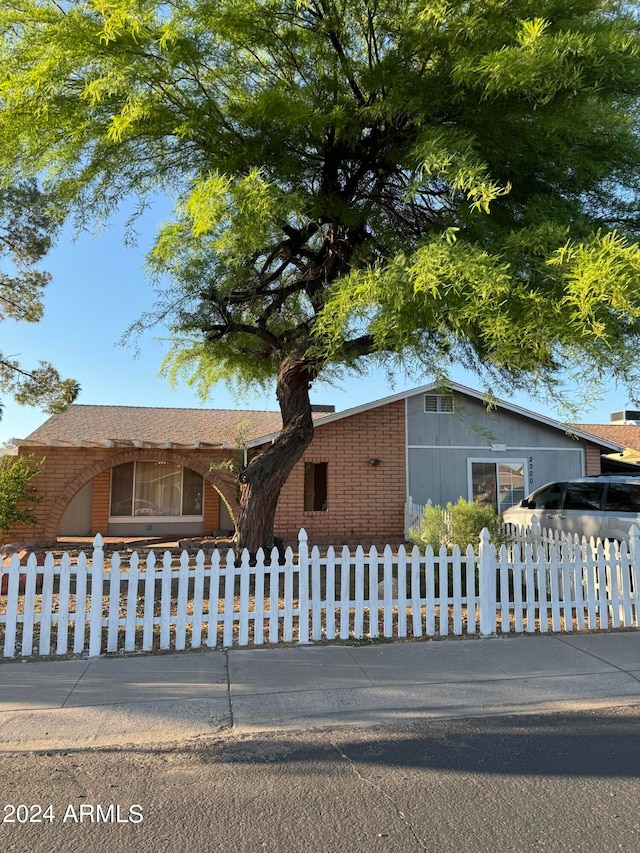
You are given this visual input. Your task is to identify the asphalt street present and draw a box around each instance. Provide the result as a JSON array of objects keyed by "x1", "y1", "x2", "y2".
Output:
[{"x1": 1, "y1": 705, "x2": 639, "y2": 853}]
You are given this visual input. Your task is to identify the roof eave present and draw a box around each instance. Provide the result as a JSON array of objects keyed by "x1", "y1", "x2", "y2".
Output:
[
  {"x1": 12, "y1": 438, "x2": 233, "y2": 450},
  {"x1": 246, "y1": 381, "x2": 624, "y2": 451}
]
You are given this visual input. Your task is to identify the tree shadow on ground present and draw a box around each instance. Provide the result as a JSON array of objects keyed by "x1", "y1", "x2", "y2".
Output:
[{"x1": 23, "y1": 707, "x2": 640, "y2": 779}]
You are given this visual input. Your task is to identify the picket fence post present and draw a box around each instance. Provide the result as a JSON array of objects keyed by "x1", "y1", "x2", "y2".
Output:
[
  {"x1": 529, "y1": 515, "x2": 542, "y2": 560},
  {"x1": 478, "y1": 527, "x2": 497, "y2": 637},
  {"x1": 629, "y1": 524, "x2": 640, "y2": 627},
  {"x1": 404, "y1": 497, "x2": 415, "y2": 540},
  {"x1": 88, "y1": 533, "x2": 104, "y2": 657},
  {"x1": 298, "y1": 529, "x2": 310, "y2": 644}
]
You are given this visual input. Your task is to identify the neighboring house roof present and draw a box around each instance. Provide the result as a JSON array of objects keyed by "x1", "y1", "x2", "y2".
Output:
[
  {"x1": 575, "y1": 423, "x2": 640, "y2": 464},
  {"x1": 19, "y1": 405, "x2": 286, "y2": 449},
  {"x1": 575, "y1": 423, "x2": 640, "y2": 453},
  {"x1": 247, "y1": 381, "x2": 624, "y2": 451}
]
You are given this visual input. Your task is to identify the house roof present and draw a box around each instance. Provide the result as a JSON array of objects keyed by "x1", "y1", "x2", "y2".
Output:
[
  {"x1": 575, "y1": 423, "x2": 640, "y2": 453},
  {"x1": 14, "y1": 383, "x2": 624, "y2": 453},
  {"x1": 574, "y1": 423, "x2": 640, "y2": 465},
  {"x1": 246, "y1": 381, "x2": 624, "y2": 451},
  {"x1": 19, "y1": 405, "x2": 286, "y2": 449}
]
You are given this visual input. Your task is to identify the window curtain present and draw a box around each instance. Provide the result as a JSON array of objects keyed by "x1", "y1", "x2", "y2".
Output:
[
  {"x1": 110, "y1": 462, "x2": 134, "y2": 516},
  {"x1": 134, "y1": 462, "x2": 182, "y2": 516}
]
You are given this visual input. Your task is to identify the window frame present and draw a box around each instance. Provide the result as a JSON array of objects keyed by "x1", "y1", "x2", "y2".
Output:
[
  {"x1": 424, "y1": 393, "x2": 455, "y2": 414},
  {"x1": 467, "y1": 457, "x2": 528, "y2": 514},
  {"x1": 303, "y1": 461, "x2": 328, "y2": 512},
  {"x1": 108, "y1": 461, "x2": 205, "y2": 522}
]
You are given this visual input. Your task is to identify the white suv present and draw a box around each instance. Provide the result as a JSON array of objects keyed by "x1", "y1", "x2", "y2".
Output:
[{"x1": 502, "y1": 475, "x2": 640, "y2": 543}]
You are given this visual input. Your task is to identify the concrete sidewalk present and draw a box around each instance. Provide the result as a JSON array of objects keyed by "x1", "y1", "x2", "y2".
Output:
[{"x1": 0, "y1": 633, "x2": 639, "y2": 751}]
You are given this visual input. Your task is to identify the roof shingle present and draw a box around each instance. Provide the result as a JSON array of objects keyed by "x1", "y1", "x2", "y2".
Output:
[
  {"x1": 23, "y1": 405, "x2": 284, "y2": 447},
  {"x1": 576, "y1": 423, "x2": 640, "y2": 454}
]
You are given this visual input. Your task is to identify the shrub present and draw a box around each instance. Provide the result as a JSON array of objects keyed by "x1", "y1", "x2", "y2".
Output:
[
  {"x1": 0, "y1": 454, "x2": 44, "y2": 533},
  {"x1": 410, "y1": 497, "x2": 505, "y2": 552},
  {"x1": 409, "y1": 502, "x2": 448, "y2": 551}
]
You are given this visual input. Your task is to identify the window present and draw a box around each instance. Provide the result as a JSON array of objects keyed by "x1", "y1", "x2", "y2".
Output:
[
  {"x1": 110, "y1": 462, "x2": 204, "y2": 518},
  {"x1": 110, "y1": 461, "x2": 134, "y2": 516},
  {"x1": 528, "y1": 483, "x2": 564, "y2": 510},
  {"x1": 182, "y1": 467, "x2": 203, "y2": 514},
  {"x1": 605, "y1": 482, "x2": 640, "y2": 513},
  {"x1": 563, "y1": 482, "x2": 605, "y2": 511},
  {"x1": 470, "y1": 460, "x2": 525, "y2": 514},
  {"x1": 424, "y1": 393, "x2": 454, "y2": 413},
  {"x1": 304, "y1": 462, "x2": 327, "y2": 511}
]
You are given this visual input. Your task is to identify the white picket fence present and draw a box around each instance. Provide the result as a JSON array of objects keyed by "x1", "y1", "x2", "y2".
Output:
[
  {"x1": 404, "y1": 496, "x2": 427, "y2": 538},
  {"x1": 1, "y1": 526, "x2": 639, "y2": 659}
]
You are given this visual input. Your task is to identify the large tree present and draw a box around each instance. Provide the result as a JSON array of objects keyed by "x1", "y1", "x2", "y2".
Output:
[
  {"x1": 0, "y1": 181, "x2": 80, "y2": 415},
  {"x1": 2, "y1": 0, "x2": 640, "y2": 550}
]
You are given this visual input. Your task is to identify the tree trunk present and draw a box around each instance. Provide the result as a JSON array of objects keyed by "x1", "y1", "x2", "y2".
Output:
[{"x1": 235, "y1": 355, "x2": 316, "y2": 555}]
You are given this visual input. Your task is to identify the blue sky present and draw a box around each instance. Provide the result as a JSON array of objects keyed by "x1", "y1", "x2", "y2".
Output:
[{"x1": 1, "y1": 200, "x2": 635, "y2": 446}]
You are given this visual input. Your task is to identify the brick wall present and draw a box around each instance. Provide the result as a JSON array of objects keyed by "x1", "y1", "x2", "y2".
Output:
[
  {"x1": 3, "y1": 446, "x2": 238, "y2": 545},
  {"x1": 5, "y1": 404, "x2": 607, "y2": 549},
  {"x1": 584, "y1": 441, "x2": 602, "y2": 476},
  {"x1": 274, "y1": 400, "x2": 407, "y2": 544},
  {"x1": 203, "y1": 482, "x2": 221, "y2": 533},
  {"x1": 91, "y1": 469, "x2": 111, "y2": 535}
]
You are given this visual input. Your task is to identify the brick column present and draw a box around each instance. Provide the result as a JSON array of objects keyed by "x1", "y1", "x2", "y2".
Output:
[
  {"x1": 584, "y1": 442, "x2": 602, "y2": 476},
  {"x1": 91, "y1": 470, "x2": 111, "y2": 535},
  {"x1": 203, "y1": 481, "x2": 220, "y2": 533}
]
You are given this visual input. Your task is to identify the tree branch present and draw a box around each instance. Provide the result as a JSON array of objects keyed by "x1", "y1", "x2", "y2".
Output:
[{"x1": 204, "y1": 321, "x2": 280, "y2": 350}]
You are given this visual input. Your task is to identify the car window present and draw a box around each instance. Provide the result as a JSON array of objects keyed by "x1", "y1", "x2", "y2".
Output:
[
  {"x1": 529, "y1": 483, "x2": 564, "y2": 509},
  {"x1": 563, "y1": 482, "x2": 605, "y2": 511},
  {"x1": 605, "y1": 482, "x2": 640, "y2": 513}
]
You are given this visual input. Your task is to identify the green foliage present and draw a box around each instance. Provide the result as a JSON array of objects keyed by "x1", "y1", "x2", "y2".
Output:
[
  {"x1": 0, "y1": 181, "x2": 80, "y2": 414},
  {"x1": 410, "y1": 498, "x2": 505, "y2": 552},
  {"x1": 207, "y1": 416, "x2": 253, "y2": 530},
  {"x1": 0, "y1": 454, "x2": 44, "y2": 534},
  {"x1": 1, "y1": 1, "x2": 640, "y2": 408},
  {"x1": 410, "y1": 502, "x2": 449, "y2": 552}
]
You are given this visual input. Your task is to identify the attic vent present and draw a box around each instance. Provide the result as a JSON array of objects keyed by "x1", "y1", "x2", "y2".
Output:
[{"x1": 425, "y1": 393, "x2": 454, "y2": 414}]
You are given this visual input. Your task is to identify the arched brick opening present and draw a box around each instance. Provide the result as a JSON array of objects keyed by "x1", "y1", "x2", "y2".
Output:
[{"x1": 44, "y1": 449, "x2": 239, "y2": 542}]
